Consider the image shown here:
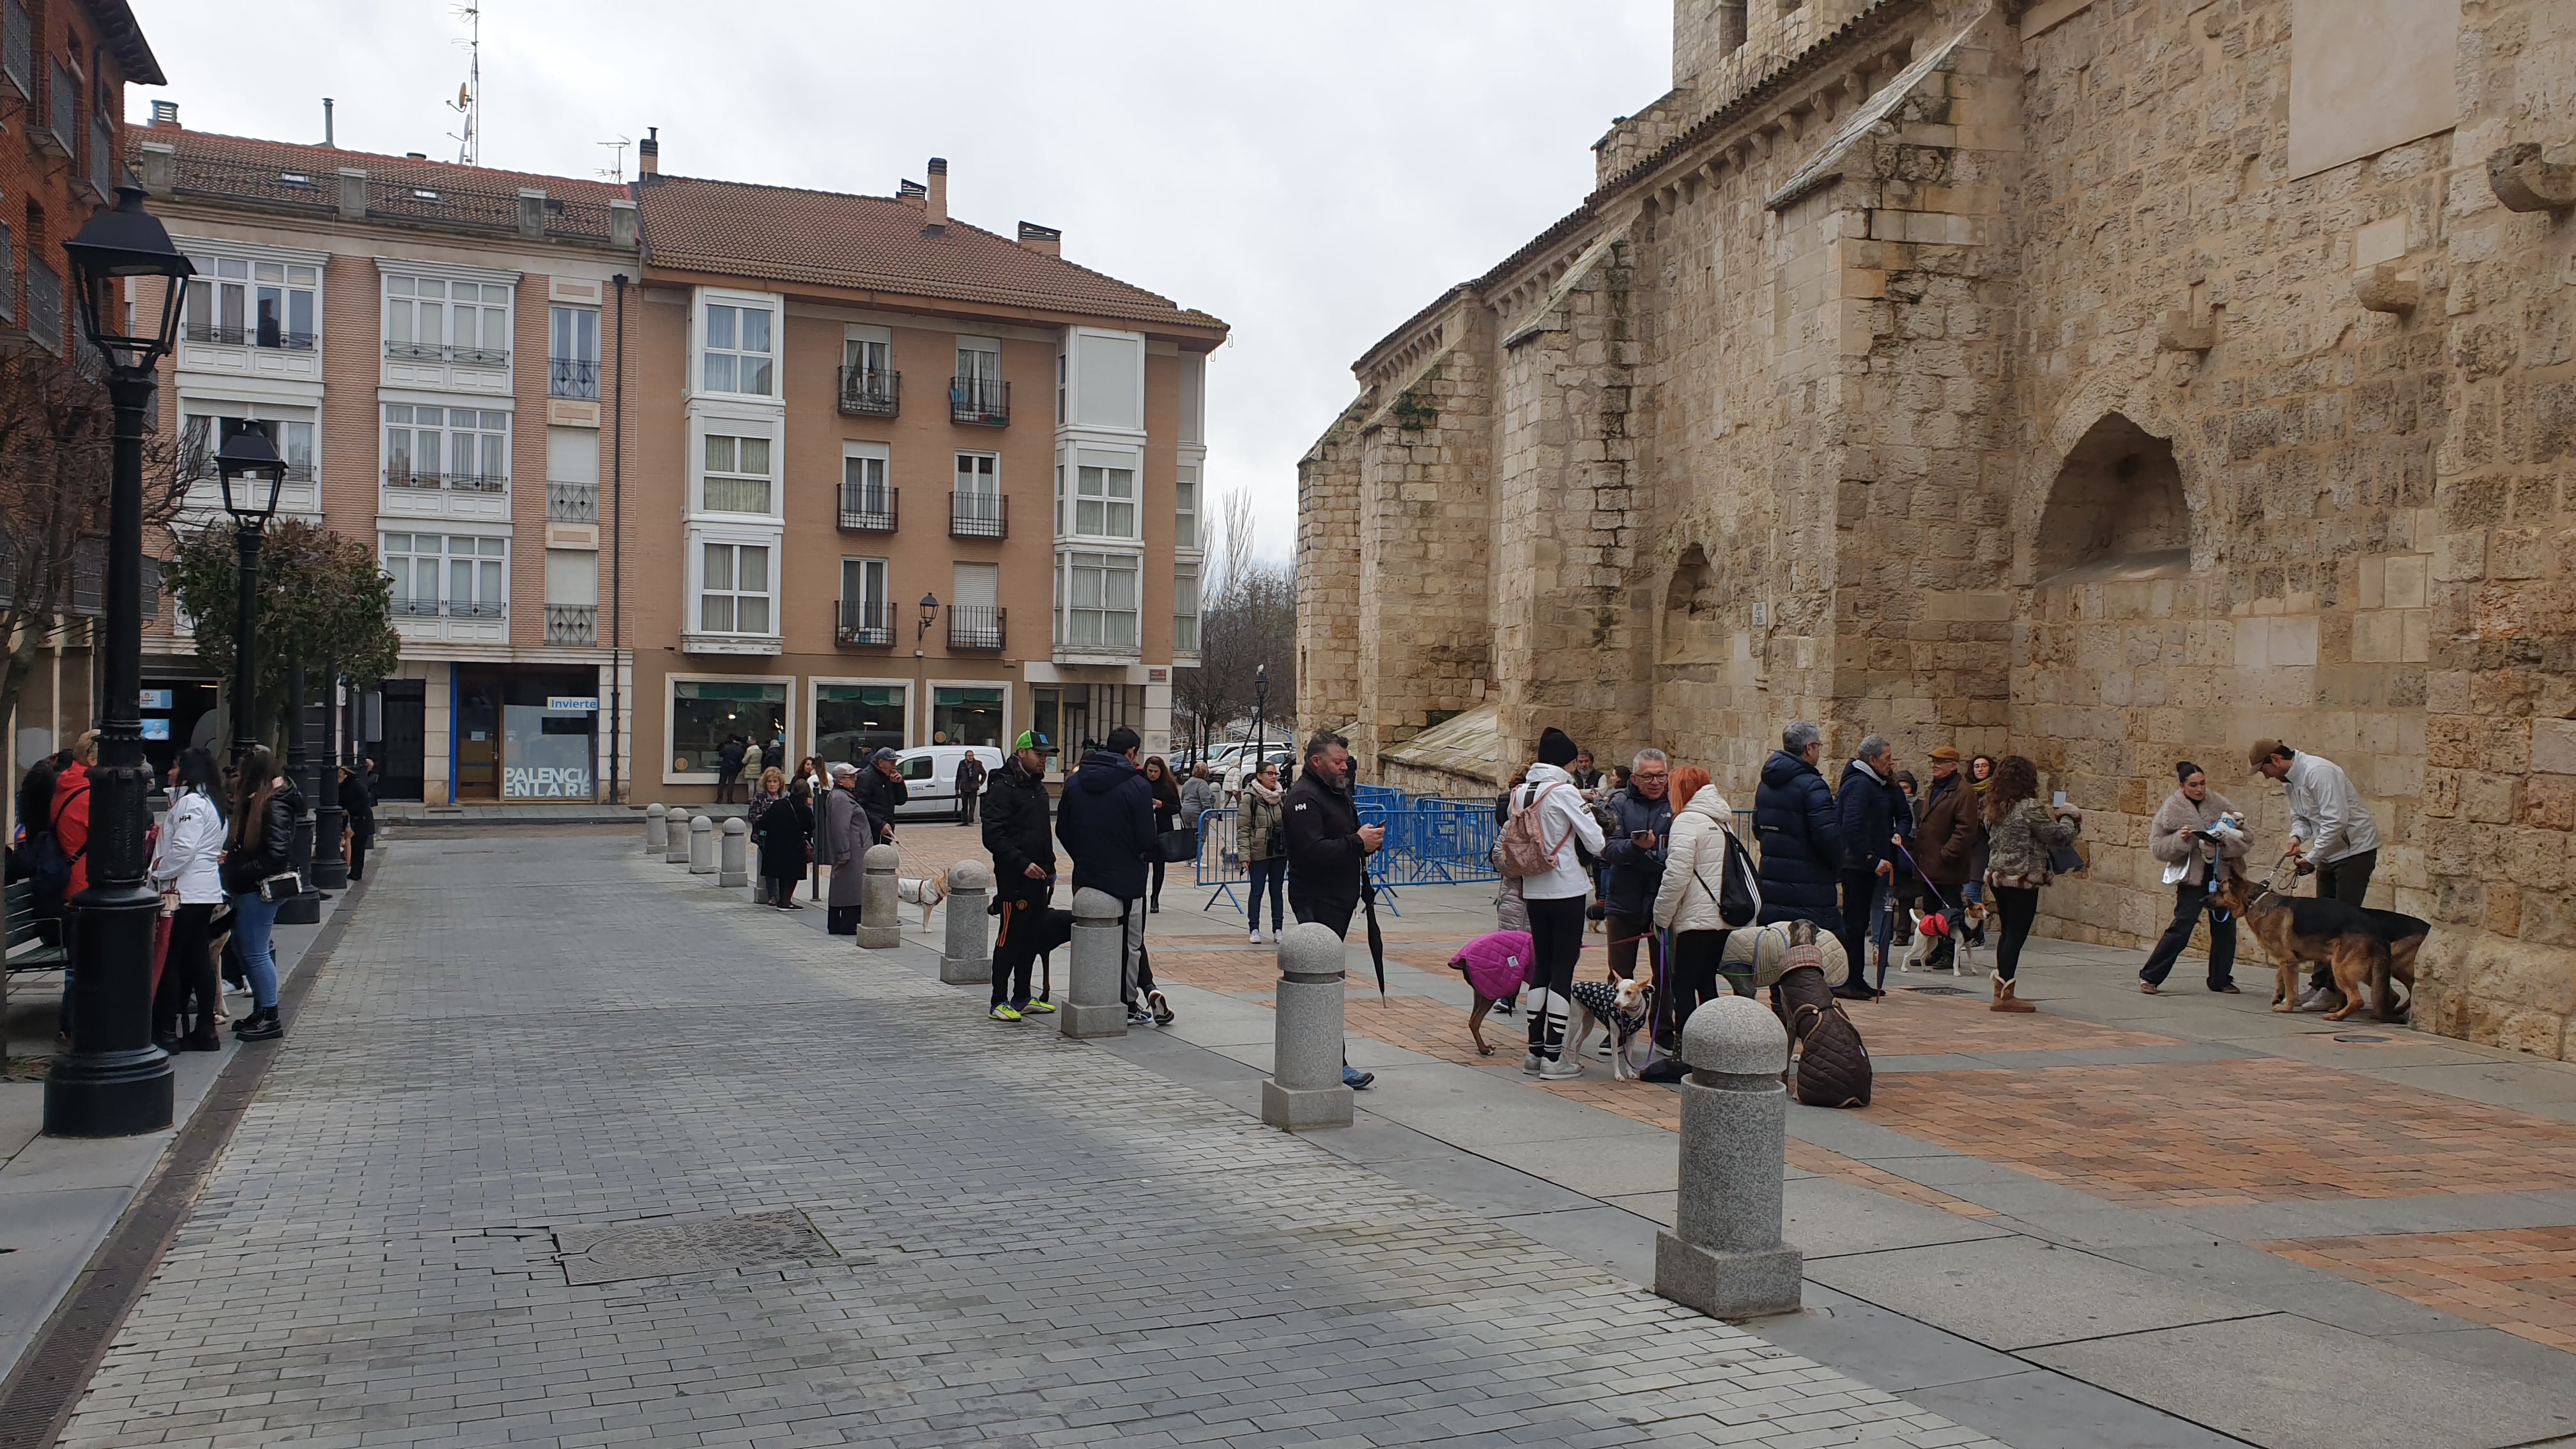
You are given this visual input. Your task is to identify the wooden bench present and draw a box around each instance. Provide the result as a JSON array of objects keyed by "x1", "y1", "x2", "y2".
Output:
[{"x1": 4, "y1": 878, "x2": 69, "y2": 974}]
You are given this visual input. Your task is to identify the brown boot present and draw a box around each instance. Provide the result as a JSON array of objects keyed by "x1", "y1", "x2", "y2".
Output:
[{"x1": 1990, "y1": 975, "x2": 2036, "y2": 1013}]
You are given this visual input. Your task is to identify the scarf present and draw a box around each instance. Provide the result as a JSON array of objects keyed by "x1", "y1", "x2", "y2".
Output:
[{"x1": 1242, "y1": 776, "x2": 1282, "y2": 807}]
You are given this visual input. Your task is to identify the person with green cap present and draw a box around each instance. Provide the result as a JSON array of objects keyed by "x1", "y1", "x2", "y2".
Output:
[{"x1": 979, "y1": 730, "x2": 1061, "y2": 1021}]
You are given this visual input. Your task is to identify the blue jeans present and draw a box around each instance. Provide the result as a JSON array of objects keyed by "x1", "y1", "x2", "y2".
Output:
[
  {"x1": 230, "y1": 891, "x2": 281, "y2": 1009},
  {"x1": 1245, "y1": 857, "x2": 1287, "y2": 930}
]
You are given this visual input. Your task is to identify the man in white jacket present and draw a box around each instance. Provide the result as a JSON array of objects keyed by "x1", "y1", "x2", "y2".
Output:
[
  {"x1": 2251, "y1": 737, "x2": 2382, "y2": 1011},
  {"x1": 1512, "y1": 726, "x2": 1608, "y2": 1079}
]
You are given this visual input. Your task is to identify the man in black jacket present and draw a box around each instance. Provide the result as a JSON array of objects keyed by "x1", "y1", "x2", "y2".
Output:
[
  {"x1": 1283, "y1": 730, "x2": 1384, "y2": 1089},
  {"x1": 979, "y1": 732, "x2": 1059, "y2": 1022},
  {"x1": 1597, "y1": 749, "x2": 1674, "y2": 985},
  {"x1": 1834, "y1": 733, "x2": 1901, "y2": 997},
  {"x1": 1055, "y1": 726, "x2": 1163, "y2": 1025},
  {"x1": 954, "y1": 751, "x2": 987, "y2": 825},
  {"x1": 852, "y1": 748, "x2": 907, "y2": 844}
]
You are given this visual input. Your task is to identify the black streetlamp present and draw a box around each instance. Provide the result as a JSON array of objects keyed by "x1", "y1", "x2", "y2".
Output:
[
  {"x1": 47, "y1": 187, "x2": 192, "y2": 1138},
  {"x1": 215, "y1": 420, "x2": 284, "y2": 766},
  {"x1": 1254, "y1": 662, "x2": 1268, "y2": 778},
  {"x1": 310, "y1": 663, "x2": 346, "y2": 891},
  {"x1": 912, "y1": 592, "x2": 939, "y2": 744}
]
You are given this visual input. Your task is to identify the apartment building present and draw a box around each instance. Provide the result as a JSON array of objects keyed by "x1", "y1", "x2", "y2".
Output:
[
  {"x1": 629, "y1": 143, "x2": 1227, "y2": 800},
  {"x1": 132, "y1": 114, "x2": 642, "y2": 803},
  {"x1": 0, "y1": 0, "x2": 162, "y2": 799}
]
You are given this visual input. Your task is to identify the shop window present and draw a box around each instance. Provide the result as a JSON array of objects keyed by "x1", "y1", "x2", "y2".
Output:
[
  {"x1": 931, "y1": 686, "x2": 1004, "y2": 747},
  {"x1": 670, "y1": 679, "x2": 786, "y2": 776},
  {"x1": 815, "y1": 682, "x2": 904, "y2": 764}
]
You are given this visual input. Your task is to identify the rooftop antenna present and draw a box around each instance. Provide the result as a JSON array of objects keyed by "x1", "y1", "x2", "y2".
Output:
[
  {"x1": 445, "y1": 3, "x2": 480, "y2": 165},
  {"x1": 596, "y1": 135, "x2": 630, "y2": 184}
]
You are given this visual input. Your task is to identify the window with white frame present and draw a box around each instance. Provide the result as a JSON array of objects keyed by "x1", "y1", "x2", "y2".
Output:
[
  {"x1": 700, "y1": 433, "x2": 772, "y2": 514},
  {"x1": 841, "y1": 447, "x2": 891, "y2": 525},
  {"x1": 699, "y1": 541, "x2": 773, "y2": 634},
  {"x1": 1070, "y1": 461, "x2": 1137, "y2": 540},
  {"x1": 839, "y1": 556, "x2": 889, "y2": 643},
  {"x1": 549, "y1": 305, "x2": 599, "y2": 399},
  {"x1": 702, "y1": 300, "x2": 774, "y2": 396},
  {"x1": 843, "y1": 332, "x2": 890, "y2": 382},
  {"x1": 1174, "y1": 562, "x2": 1200, "y2": 654},
  {"x1": 384, "y1": 404, "x2": 509, "y2": 490},
  {"x1": 183, "y1": 254, "x2": 316, "y2": 349},
  {"x1": 1062, "y1": 551, "x2": 1139, "y2": 650},
  {"x1": 385, "y1": 275, "x2": 511, "y2": 362},
  {"x1": 379, "y1": 533, "x2": 506, "y2": 617},
  {"x1": 183, "y1": 411, "x2": 314, "y2": 484},
  {"x1": 955, "y1": 451, "x2": 999, "y2": 532},
  {"x1": 1176, "y1": 466, "x2": 1199, "y2": 551}
]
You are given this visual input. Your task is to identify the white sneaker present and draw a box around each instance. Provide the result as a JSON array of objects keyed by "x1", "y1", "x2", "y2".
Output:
[
  {"x1": 1249, "y1": 928, "x2": 1262, "y2": 945},
  {"x1": 2295, "y1": 986, "x2": 2342, "y2": 1013},
  {"x1": 1520, "y1": 1051, "x2": 1545, "y2": 1075},
  {"x1": 1538, "y1": 1057, "x2": 1584, "y2": 1081}
]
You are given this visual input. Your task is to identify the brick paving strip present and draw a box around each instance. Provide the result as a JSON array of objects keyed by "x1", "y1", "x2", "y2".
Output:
[
  {"x1": 52, "y1": 834, "x2": 2002, "y2": 1449},
  {"x1": 2255, "y1": 1226, "x2": 2576, "y2": 1354}
]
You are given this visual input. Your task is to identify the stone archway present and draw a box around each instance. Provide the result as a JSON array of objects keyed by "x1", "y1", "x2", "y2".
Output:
[
  {"x1": 1660, "y1": 544, "x2": 1726, "y2": 665},
  {"x1": 2034, "y1": 413, "x2": 2191, "y2": 584}
]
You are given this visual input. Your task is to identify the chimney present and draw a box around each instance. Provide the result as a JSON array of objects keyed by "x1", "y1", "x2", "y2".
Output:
[
  {"x1": 323, "y1": 97, "x2": 334, "y2": 147},
  {"x1": 638, "y1": 125, "x2": 659, "y2": 180},
  {"x1": 1016, "y1": 221, "x2": 1060, "y2": 257},
  {"x1": 924, "y1": 157, "x2": 948, "y2": 229},
  {"x1": 898, "y1": 179, "x2": 926, "y2": 206},
  {"x1": 148, "y1": 99, "x2": 178, "y2": 128}
]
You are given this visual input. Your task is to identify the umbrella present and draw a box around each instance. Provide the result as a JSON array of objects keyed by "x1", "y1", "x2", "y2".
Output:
[{"x1": 1362, "y1": 883, "x2": 1387, "y2": 995}]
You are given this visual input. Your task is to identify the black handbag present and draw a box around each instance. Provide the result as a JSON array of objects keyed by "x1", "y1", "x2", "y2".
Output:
[{"x1": 1156, "y1": 827, "x2": 1199, "y2": 862}]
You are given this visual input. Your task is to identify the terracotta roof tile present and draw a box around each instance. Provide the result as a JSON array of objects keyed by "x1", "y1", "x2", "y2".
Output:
[
  {"x1": 146, "y1": 130, "x2": 631, "y2": 245},
  {"x1": 153, "y1": 129, "x2": 627, "y2": 202},
  {"x1": 634, "y1": 174, "x2": 1224, "y2": 334}
]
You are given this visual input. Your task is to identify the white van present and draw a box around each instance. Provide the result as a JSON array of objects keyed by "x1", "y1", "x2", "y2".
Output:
[{"x1": 889, "y1": 745, "x2": 1006, "y2": 818}]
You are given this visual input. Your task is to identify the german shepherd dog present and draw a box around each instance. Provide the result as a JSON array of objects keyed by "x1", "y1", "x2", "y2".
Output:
[{"x1": 2215, "y1": 859, "x2": 2427, "y2": 1024}]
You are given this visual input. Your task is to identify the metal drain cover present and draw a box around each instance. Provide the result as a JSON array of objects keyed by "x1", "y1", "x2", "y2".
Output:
[
  {"x1": 1904, "y1": 985, "x2": 1971, "y2": 996},
  {"x1": 554, "y1": 1210, "x2": 835, "y2": 1285}
]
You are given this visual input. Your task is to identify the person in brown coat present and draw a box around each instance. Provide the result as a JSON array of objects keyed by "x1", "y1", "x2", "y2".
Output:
[{"x1": 1907, "y1": 746, "x2": 1982, "y2": 967}]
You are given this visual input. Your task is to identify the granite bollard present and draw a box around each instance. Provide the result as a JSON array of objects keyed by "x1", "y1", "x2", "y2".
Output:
[
  {"x1": 940, "y1": 859, "x2": 991, "y2": 985},
  {"x1": 645, "y1": 802, "x2": 668, "y2": 854},
  {"x1": 1261, "y1": 923, "x2": 1353, "y2": 1130},
  {"x1": 719, "y1": 816, "x2": 749, "y2": 888},
  {"x1": 855, "y1": 844, "x2": 902, "y2": 948},
  {"x1": 1653, "y1": 995, "x2": 1804, "y2": 1319},
  {"x1": 1061, "y1": 887, "x2": 1127, "y2": 1039},
  {"x1": 688, "y1": 813, "x2": 716, "y2": 875},
  {"x1": 666, "y1": 811, "x2": 693, "y2": 865}
]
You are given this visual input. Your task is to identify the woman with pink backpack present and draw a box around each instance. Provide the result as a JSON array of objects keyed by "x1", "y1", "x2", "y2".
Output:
[{"x1": 1496, "y1": 727, "x2": 1606, "y2": 1080}]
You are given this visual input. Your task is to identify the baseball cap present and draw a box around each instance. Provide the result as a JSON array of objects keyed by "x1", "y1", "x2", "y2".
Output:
[
  {"x1": 829, "y1": 761, "x2": 859, "y2": 778},
  {"x1": 1015, "y1": 730, "x2": 1050, "y2": 751},
  {"x1": 868, "y1": 747, "x2": 898, "y2": 765}
]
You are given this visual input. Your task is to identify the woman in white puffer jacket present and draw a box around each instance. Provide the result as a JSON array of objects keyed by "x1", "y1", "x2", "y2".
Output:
[
  {"x1": 149, "y1": 746, "x2": 229, "y2": 1050},
  {"x1": 1652, "y1": 765, "x2": 1743, "y2": 1024}
]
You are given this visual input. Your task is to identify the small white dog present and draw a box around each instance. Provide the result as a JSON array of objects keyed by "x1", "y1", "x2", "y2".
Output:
[
  {"x1": 896, "y1": 868, "x2": 947, "y2": 930},
  {"x1": 1564, "y1": 976, "x2": 1655, "y2": 1081},
  {"x1": 1897, "y1": 907, "x2": 1984, "y2": 977}
]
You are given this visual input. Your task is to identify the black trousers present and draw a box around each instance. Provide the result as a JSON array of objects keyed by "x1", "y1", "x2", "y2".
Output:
[
  {"x1": 2308, "y1": 850, "x2": 2377, "y2": 991},
  {"x1": 1288, "y1": 887, "x2": 1355, "y2": 940},
  {"x1": 1149, "y1": 856, "x2": 1167, "y2": 905},
  {"x1": 827, "y1": 905, "x2": 860, "y2": 935},
  {"x1": 1671, "y1": 928, "x2": 1741, "y2": 1023},
  {"x1": 1523, "y1": 893, "x2": 1589, "y2": 1057},
  {"x1": 991, "y1": 891, "x2": 1044, "y2": 1006},
  {"x1": 1992, "y1": 885, "x2": 2039, "y2": 981},
  {"x1": 2140, "y1": 879, "x2": 2236, "y2": 988},
  {"x1": 956, "y1": 787, "x2": 979, "y2": 825},
  {"x1": 348, "y1": 834, "x2": 370, "y2": 882},
  {"x1": 153, "y1": 903, "x2": 219, "y2": 1041},
  {"x1": 1837, "y1": 870, "x2": 1879, "y2": 986}
]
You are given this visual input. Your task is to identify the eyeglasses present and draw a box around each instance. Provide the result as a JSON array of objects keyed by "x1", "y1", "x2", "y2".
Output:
[{"x1": 1634, "y1": 772, "x2": 1669, "y2": 783}]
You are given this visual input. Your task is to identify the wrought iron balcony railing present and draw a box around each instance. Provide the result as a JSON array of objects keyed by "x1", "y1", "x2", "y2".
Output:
[
  {"x1": 383, "y1": 467, "x2": 444, "y2": 491},
  {"x1": 949, "y1": 376, "x2": 1008, "y2": 427},
  {"x1": 183, "y1": 321, "x2": 318, "y2": 351},
  {"x1": 546, "y1": 604, "x2": 597, "y2": 644},
  {"x1": 838, "y1": 365, "x2": 899, "y2": 417},
  {"x1": 949, "y1": 491, "x2": 1007, "y2": 540},
  {"x1": 447, "y1": 599, "x2": 507, "y2": 620},
  {"x1": 947, "y1": 605, "x2": 1006, "y2": 652},
  {"x1": 549, "y1": 356, "x2": 600, "y2": 399},
  {"x1": 836, "y1": 599, "x2": 893, "y2": 647},
  {"x1": 383, "y1": 340, "x2": 511, "y2": 367},
  {"x1": 838, "y1": 483, "x2": 897, "y2": 533},
  {"x1": 547, "y1": 482, "x2": 599, "y2": 522}
]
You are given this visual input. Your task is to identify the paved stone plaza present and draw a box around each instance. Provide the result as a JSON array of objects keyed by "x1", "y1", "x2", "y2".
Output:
[
  {"x1": 48, "y1": 832, "x2": 1998, "y2": 1449},
  {"x1": 34, "y1": 824, "x2": 2576, "y2": 1448}
]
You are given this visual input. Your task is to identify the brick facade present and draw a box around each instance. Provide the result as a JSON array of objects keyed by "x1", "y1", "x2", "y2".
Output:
[{"x1": 1300, "y1": 0, "x2": 2576, "y2": 1056}]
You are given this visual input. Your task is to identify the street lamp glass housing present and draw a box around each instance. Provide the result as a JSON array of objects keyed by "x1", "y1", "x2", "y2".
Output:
[
  {"x1": 215, "y1": 421, "x2": 287, "y2": 524},
  {"x1": 918, "y1": 593, "x2": 939, "y2": 628},
  {"x1": 62, "y1": 186, "x2": 193, "y2": 372}
]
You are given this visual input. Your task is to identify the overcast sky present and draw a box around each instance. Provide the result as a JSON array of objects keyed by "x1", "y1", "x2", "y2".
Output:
[{"x1": 126, "y1": 1, "x2": 1669, "y2": 562}]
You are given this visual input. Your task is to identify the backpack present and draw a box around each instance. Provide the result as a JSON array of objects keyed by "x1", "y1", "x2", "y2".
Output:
[
  {"x1": 1496, "y1": 783, "x2": 1573, "y2": 880},
  {"x1": 1718, "y1": 829, "x2": 1761, "y2": 926},
  {"x1": 23, "y1": 785, "x2": 88, "y2": 917}
]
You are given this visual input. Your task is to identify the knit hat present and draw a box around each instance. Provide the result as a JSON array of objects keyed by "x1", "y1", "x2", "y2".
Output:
[{"x1": 1537, "y1": 727, "x2": 1580, "y2": 768}]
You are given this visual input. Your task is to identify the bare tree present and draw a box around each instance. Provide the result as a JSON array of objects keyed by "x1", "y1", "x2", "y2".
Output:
[
  {"x1": 1173, "y1": 486, "x2": 1295, "y2": 756},
  {"x1": 0, "y1": 349, "x2": 185, "y2": 774}
]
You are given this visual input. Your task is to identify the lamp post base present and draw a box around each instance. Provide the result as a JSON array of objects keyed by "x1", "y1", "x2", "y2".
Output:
[
  {"x1": 43, "y1": 1048, "x2": 176, "y2": 1138},
  {"x1": 43, "y1": 885, "x2": 174, "y2": 1138}
]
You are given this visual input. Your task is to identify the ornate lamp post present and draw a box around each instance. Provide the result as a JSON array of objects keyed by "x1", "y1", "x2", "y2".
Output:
[
  {"x1": 1254, "y1": 662, "x2": 1268, "y2": 776},
  {"x1": 46, "y1": 187, "x2": 192, "y2": 1137},
  {"x1": 214, "y1": 420, "x2": 284, "y2": 764},
  {"x1": 913, "y1": 592, "x2": 938, "y2": 744}
]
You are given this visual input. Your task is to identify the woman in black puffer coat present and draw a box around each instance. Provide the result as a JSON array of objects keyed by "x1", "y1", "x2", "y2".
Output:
[
  {"x1": 220, "y1": 745, "x2": 296, "y2": 1041},
  {"x1": 1754, "y1": 721, "x2": 1843, "y2": 935}
]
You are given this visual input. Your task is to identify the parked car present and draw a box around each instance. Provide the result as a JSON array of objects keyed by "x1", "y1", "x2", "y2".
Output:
[{"x1": 888, "y1": 745, "x2": 1005, "y2": 818}]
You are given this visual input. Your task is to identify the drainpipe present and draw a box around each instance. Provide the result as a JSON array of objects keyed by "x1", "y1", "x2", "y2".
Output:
[{"x1": 610, "y1": 273, "x2": 627, "y2": 804}]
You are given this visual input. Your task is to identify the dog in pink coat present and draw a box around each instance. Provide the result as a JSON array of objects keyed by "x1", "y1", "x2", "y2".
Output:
[{"x1": 1449, "y1": 930, "x2": 1531, "y2": 1055}]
